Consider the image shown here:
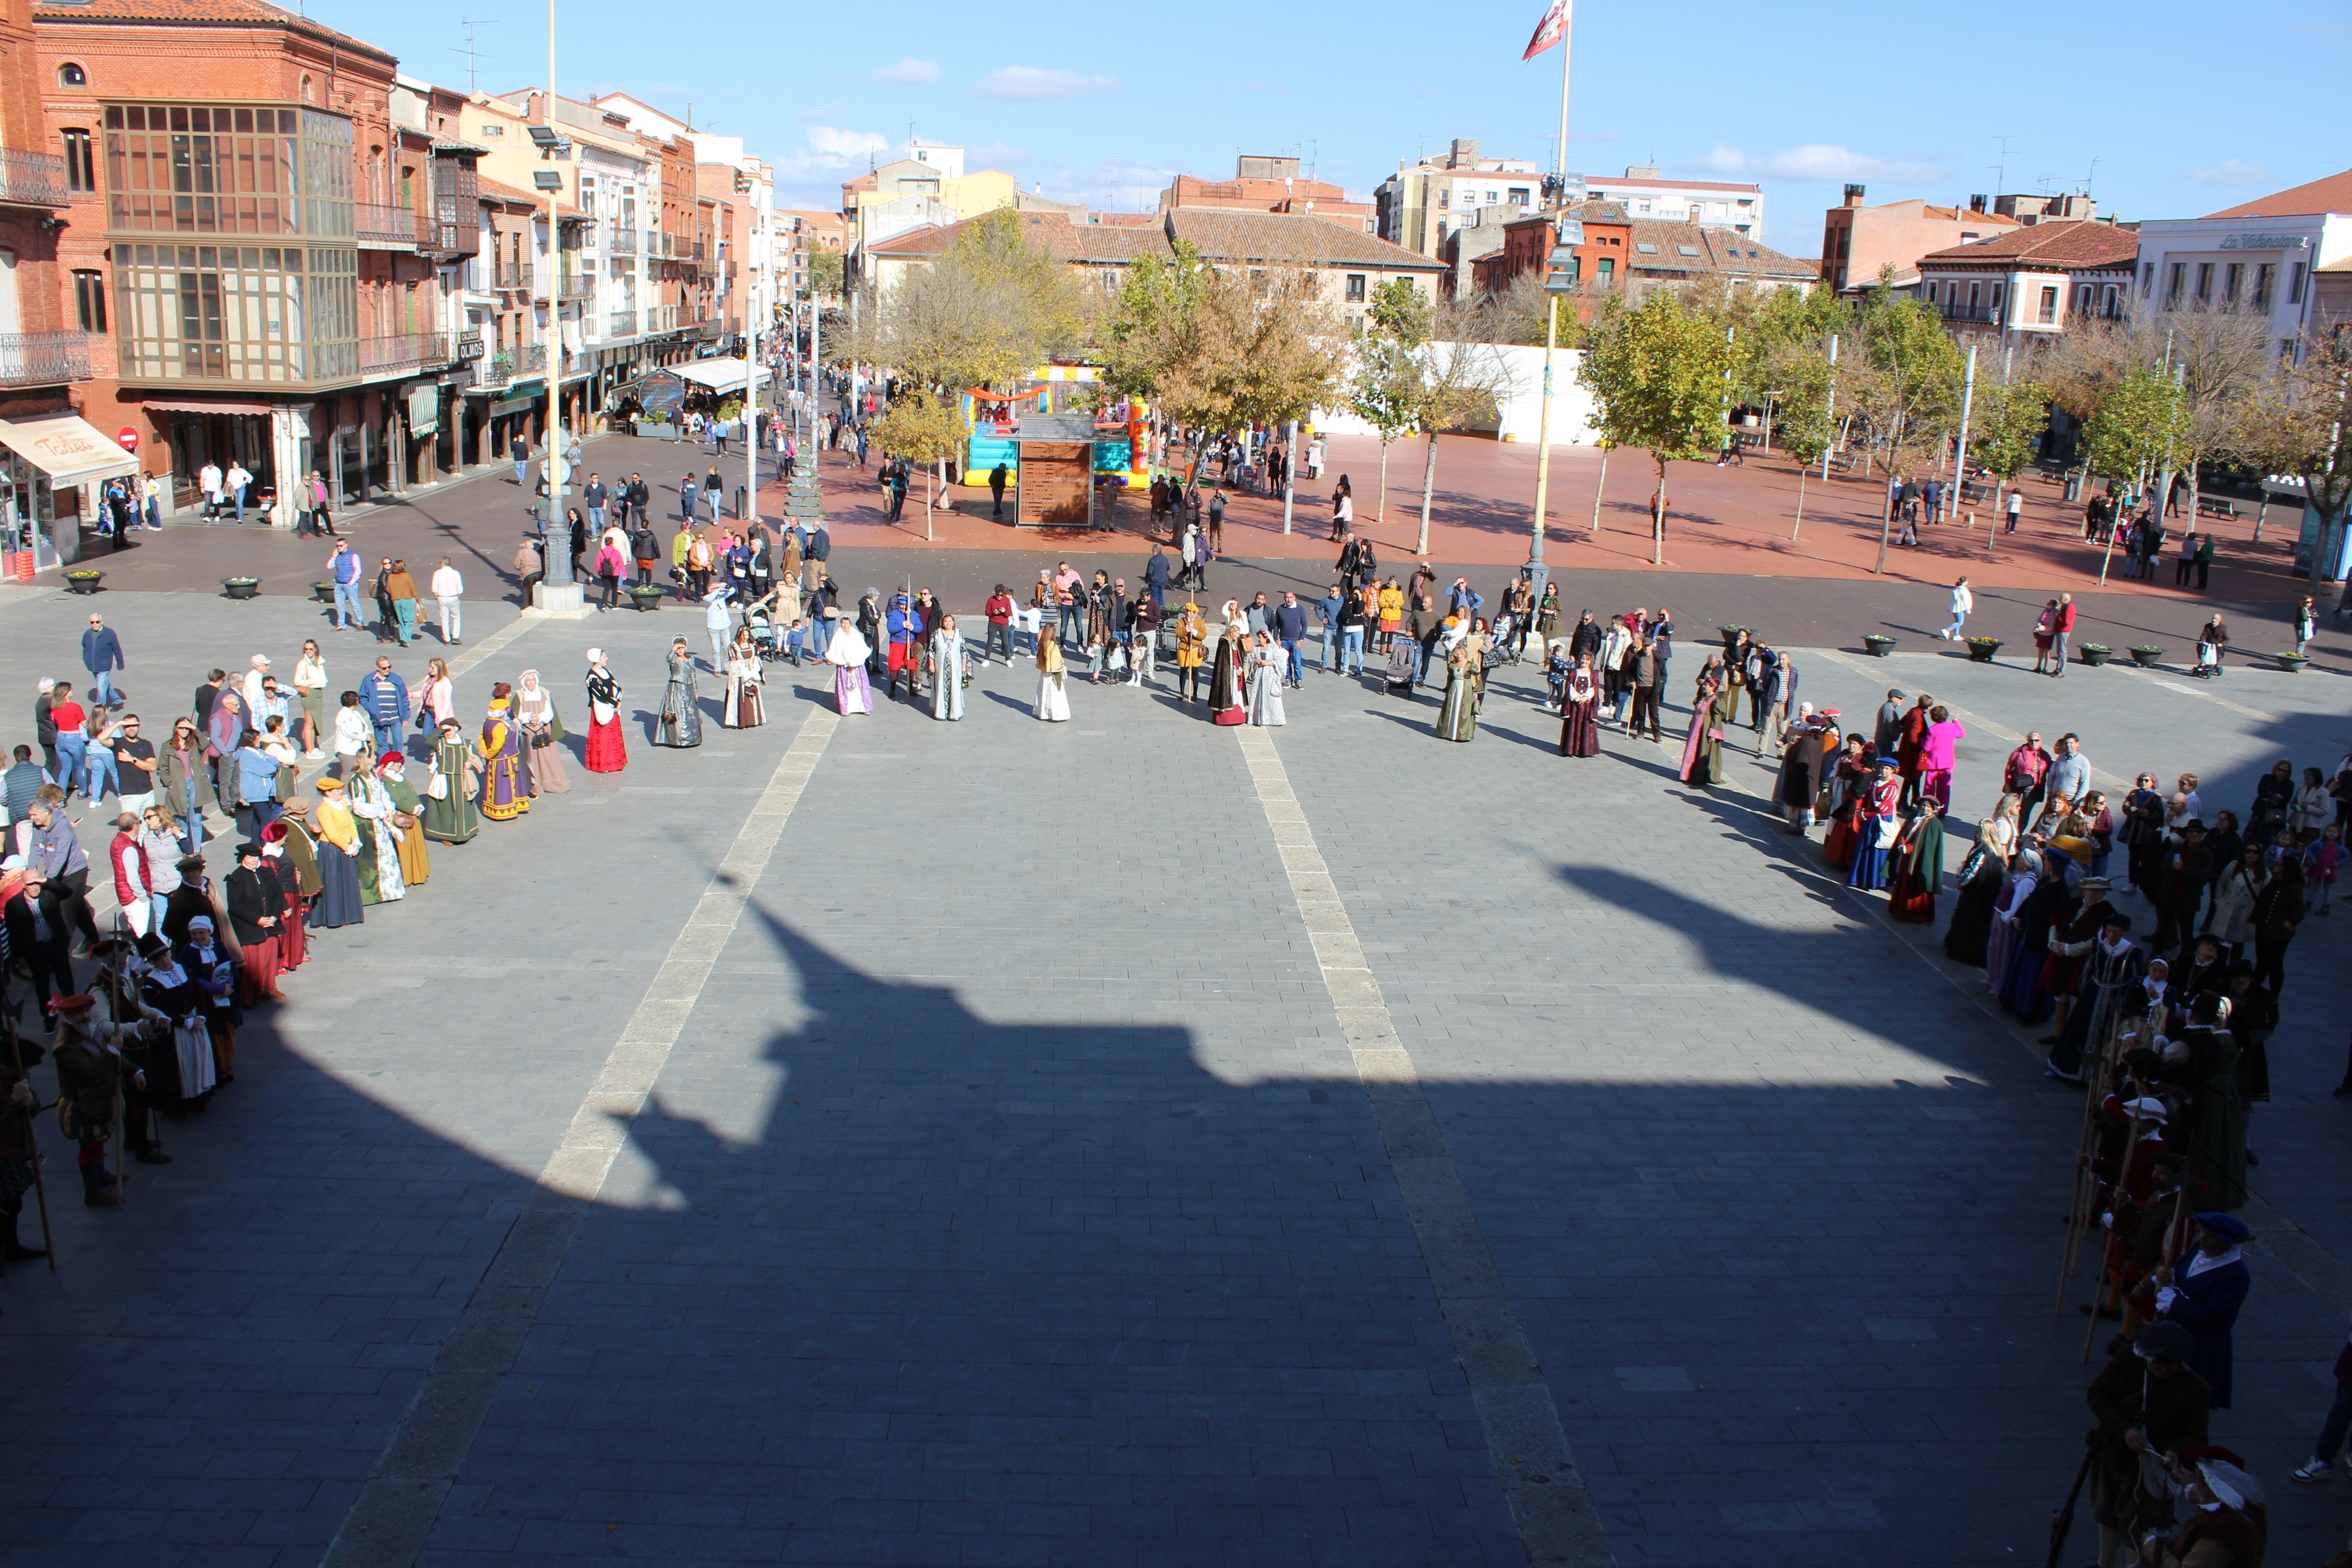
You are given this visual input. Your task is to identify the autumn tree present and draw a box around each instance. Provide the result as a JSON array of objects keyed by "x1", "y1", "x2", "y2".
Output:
[
  {"x1": 1576, "y1": 290, "x2": 1735, "y2": 566},
  {"x1": 1347, "y1": 279, "x2": 1430, "y2": 527},
  {"x1": 1968, "y1": 378, "x2": 2053, "y2": 526},
  {"x1": 2234, "y1": 336, "x2": 2352, "y2": 607},
  {"x1": 1764, "y1": 340, "x2": 1838, "y2": 541},
  {"x1": 1407, "y1": 299, "x2": 1514, "y2": 556}
]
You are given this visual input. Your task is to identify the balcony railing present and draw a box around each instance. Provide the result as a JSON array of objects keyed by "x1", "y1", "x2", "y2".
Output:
[
  {"x1": 558, "y1": 272, "x2": 593, "y2": 299},
  {"x1": 607, "y1": 310, "x2": 637, "y2": 338},
  {"x1": 608, "y1": 228, "x2": 638, "y2": 254},
  {"x1": 0, "y1": 329, "x2": 91, "y2": 386},
  {"x1": 1939, "y1": 301, "x2": 2002, "y2": 324},
  {"x1": 0, "y1": 148, "x2": 71, "y2": 210},
  {"x1": 495, "y1": 265, "x2": 530, "y2": 293},
  {"x1": 357, "y1": 331, "x2": 458, "y2": 376},
  {"x1": 356, "y1": 201, "x2": 431, "y2": 249}
]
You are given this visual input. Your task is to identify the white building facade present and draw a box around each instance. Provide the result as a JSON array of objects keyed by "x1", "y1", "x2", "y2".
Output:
[
  {"x1": 2133, "y1": 210, "x2": 2352, "y2": 367},
  {"x1": 1582, "y1": 167, "x2": 1763, "y2": 237}
]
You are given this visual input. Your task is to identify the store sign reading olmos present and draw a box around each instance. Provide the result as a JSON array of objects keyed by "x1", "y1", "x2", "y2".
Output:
[{"x1": 2220, "y1": 233, "x2": 2308, "y2": 251}]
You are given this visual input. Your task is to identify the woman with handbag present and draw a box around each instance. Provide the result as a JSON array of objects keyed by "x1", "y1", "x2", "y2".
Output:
[
  {"x1": 421, "y1": 717, "x2": 482, "y2": 843},
  {"x1": 413, "y1": 657, "x2": 455, "y2": 735},
  {"x1": 514, "y1": 669, "x2": 568, "y2": 794}
]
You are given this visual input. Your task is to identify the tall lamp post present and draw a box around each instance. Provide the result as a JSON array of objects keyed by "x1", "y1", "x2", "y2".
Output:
[
  {"x1": 1522, "y1": 0, "x2": 1575, "y2": 605},
  {"x1": 524, "y1": 0, "x2": 580, "y2": 609}
]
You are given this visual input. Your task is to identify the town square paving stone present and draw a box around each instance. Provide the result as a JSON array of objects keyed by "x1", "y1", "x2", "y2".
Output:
[{"x1": 0, "y1": 547, "x2": 2346, "y2": 1566}]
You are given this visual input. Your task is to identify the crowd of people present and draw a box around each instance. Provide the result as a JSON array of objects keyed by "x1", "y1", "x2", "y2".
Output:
[{"x1": 0, "y1": 614, "x2": 595, "y2": 1227}]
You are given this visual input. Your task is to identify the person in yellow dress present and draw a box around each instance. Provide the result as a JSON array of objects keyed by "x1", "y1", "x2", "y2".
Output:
[
  {"x1": 1173, "y1": 601, "x2": 1209, "y2": 704},
  {"x1": 474, "y1": 688, "x2": 530, "y2": 822}
]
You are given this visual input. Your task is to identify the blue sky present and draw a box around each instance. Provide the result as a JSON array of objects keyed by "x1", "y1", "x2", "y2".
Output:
[{"x1": 334, "y1": 0, "x2": 2347, "y2": 255}]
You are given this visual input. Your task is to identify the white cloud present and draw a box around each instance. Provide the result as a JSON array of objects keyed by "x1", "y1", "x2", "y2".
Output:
[
  {"x1": 771, "y1": 124, "x2": 892, "y2": 194},
  {"x1": 866, "y1": 57, "x2": 941, "y2": 86},
  {"x1": 2187, "y1": 159, "x2": 2270, "y2": 186},
  {"x1": 971, "y1": 66, "x2": 1122, "y2": 102},
  {"x1": 1684, "y1": 142, "x2": 1945, "y2": 184}
]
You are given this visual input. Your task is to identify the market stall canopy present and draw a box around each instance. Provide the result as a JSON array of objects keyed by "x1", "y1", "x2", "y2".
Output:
[
  {"x1": 671, "y1": 358, "x2": 769, "y2": 392},
  {"x1": 0, "y1": 414, "x2": 141, "y2": 485}
]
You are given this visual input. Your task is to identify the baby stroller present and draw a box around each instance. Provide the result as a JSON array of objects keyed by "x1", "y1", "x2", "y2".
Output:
[
  {"x1": 1383, "y1": 635, "x2": 1417, "y2": 697},
  {"x1": 745, "y1": 607, "x2": 781, "y2": 662},
  {"x1": 1486, "y1": 611, "x2": 1520, "y2": 666}
]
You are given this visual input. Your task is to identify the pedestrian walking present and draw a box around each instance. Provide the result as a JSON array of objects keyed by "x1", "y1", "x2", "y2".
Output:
[
  {"x1": 1940, "y1": 576, "x2": 1973, "y2": 640},
  {"x1": 429, "y1": 558, "x2": 464, "y2": 645},
  {"x1": 80, "y1": 613, "x2": 125, "y2": 708}
]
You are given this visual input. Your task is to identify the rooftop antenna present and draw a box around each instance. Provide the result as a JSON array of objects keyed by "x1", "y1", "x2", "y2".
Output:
[
  {"x1": 1307, "y1": 138, "x2": 1318, "y2": 182},
  {"x1": 1990, "y1": 133, "x2": 2017, "y2": 197},
  {"x1": 448, "y1": 19, "x2": 495, "y2": 93},
  {"x1": 2084, "y1": 156, "x2": 2100, "y2": 199}
]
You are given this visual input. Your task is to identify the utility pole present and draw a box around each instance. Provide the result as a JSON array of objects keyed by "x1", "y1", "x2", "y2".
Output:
[
  {"x1": 526, "y1": 0, "x2": 581, "y2": 612},
  {"x1": 745, "y1": 201, "x2": 761, "y2": 535},
  {"x1": 1949, "y1": 345, "x2": 1976, "y2": 526},
  {"x1": 1821, "y1": 333, "x2": 1838, "y2": 481},
  {"x1": 1523, "y1": 0, "x2": 1574, "y2": 603}
]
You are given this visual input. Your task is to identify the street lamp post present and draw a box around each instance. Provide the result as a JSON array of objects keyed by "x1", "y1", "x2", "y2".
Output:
[{"x1": 525, "y1": 0, "x2": 583, "y2": 613}]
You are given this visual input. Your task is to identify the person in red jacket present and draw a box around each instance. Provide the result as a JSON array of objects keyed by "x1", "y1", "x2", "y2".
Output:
[
  {"x1": 2052, "y1": 592, "x2": 2078, "y2": 678},
  {"x1": 108, "y1": 812, "x2": 153, "y2": 937}
]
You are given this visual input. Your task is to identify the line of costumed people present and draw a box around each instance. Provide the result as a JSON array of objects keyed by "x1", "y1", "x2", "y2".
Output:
[
  {"x1": 8, "y1": 665, "x2": 573, "y2": 1210},
  {"x1": 1698, "y1": 660, "x2": 2324, "y2": 1568}
]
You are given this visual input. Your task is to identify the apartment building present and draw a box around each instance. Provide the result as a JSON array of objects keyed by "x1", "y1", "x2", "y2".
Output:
[
  {"x1": 1819, "y1": 186, "x2": 2022, "y2": 296},
  {"x1": 0, "y1": 0, "x2": 114, "y2": 565},
  {"x1": 1916, "y1": 220, "x2": 2141, "y2": 344},
  {"x1": 35, "y1": 0, "x2": 491, "y2": 525},
  {"x1": 1583, "y1": 167, "x2": 1764, "y2": 236},
  {"x1": 2134, "y1": 167, "x2": 2352, "y2": 367},
  {"x1": 1375, "y1": 139, "x2": 1543, "y2": 257},
  {"x1": 1470, "y1": 201, "x2": 1634, "y2": 314},
  {"x1": 1161, "y1": 155, "x2": 1373, "y2": 235}
]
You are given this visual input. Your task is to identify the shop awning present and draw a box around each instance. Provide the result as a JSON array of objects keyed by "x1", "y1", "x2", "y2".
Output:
[
  {"x1": 0, "y1": 414, "x2": 141, "y2": 485},
  {"x1": 133, "y1": 397, "x2": 278, "y2": 416},
  {"x1": 671, "y1": 358, "x2": 769, "y2": 392}
]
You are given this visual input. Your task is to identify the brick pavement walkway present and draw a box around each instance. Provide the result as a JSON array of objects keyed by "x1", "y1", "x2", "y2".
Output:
[{"x1": 0, "y1": 580, "x2": 2347, "y2": 1566}]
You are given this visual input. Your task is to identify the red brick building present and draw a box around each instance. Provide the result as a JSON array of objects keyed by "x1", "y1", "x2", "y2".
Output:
[
  {"x1": 34, "y1": 0, "x2": 480, "y2": 527},
  {"x1": 1472, "y1": 201, "x2": 1633, "y2": 321}
]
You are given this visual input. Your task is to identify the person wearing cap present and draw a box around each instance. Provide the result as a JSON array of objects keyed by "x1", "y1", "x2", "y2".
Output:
[
  {"x1": 176, "y1": 912, "x2": 240, "y2": 1083},
  {"x1": 2050, "y1": 909, "x2": 2146, "y2": 1081},
  {"x1": 50, "y1": 995, "x2": 137, "y2": 1203},
  {"x1": 2153, "y1": 820, "x2": 2214, "y2": 963},
  {"x1": 2100, "y1": 1150, "x2": 2195, "y2": 1327},
  {"x1": 2, "y1": 858, "x2": 73, "y2": 1015},
  {"x1": 2153, "y1": 1447, "x2": 2269, "y2": 1566},
  {"x1": 255, "y1": 823, "x2": 309, "y2": 974},
  {"x1": 308, "y1": 777, "x2": 365, "y2": 930},
  {"x1": 2151, "y1": 1212, "x2": 2252, "y2": 1409},
  {"x1": 223, "y1": 841, "x2": 287, "y2": 1003},
  {"x1": 2086, "y1": 1318, "x2": 2209, "y2": 1568},
  {"x1": 2041, "y1": 876, "x2": 2123, "y2": 1051}
]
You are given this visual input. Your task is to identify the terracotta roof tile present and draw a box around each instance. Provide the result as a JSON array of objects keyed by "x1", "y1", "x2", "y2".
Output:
[
  {"x1": 2203, "y1": 167, "x2": 2352, "y2": 220},
  {"x1": 34, "y1": 0, "x2": 393, "y2": 60},
  {"x1": 1622, "y1": 218, "x2": 1815, "y2": 281},
  {"x1": 1165, "y1": 208, "x2": 1443, "y2": 270},
  {"x1": 1915, "y1": 220, "x2": 2140, "y2": 270},
  {"x1": 865, "y1": 211, "x2": 1173, "y2": 266}
]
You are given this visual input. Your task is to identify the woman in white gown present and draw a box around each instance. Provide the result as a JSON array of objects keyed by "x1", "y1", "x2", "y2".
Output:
[
  {"x1": 931, "y1": 614, "x2": 967, "y2": 721},
  {"x1": 1247, "y1": 631, "x2": 1287, "y2": 726},
  {"x1": 1035, "y1": 629, "x2": 1071, "y2": 722},
  {"x1": 824, "y1": 608, "x2": 874, "y2": 715}
]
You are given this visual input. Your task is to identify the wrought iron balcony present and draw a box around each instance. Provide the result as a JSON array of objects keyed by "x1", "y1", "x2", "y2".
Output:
[
  {"x1": 608, "y1": 228, "x2": 637, "y2": 254},
  {"x1": 494, "y1": 264, "x2": 530, "y2": 293},
  {"x1": 0, "y1": 329, "x2": 90, "y2": 385},
  {"x1": 356, "y1": 201, "x2": 432, "y2": 250},
  {"x1": 607, "y1": 310, "x2": 637, "y2": 338},
  {"x1": 558, "y1": 272, "x2": 593, "y2": 299},
  {"x1": 357, "y1": 331, "x2": 458, "y2": 376},
  {"x1": 0, "y1": 148, "x2": 71, "y2": 209}
]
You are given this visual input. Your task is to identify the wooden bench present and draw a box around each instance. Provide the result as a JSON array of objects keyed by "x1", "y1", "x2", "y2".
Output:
[
  {"x1": 1959, "y1": 481, "x2": 1991, "y2": 505},
  {"x1": 1826, "y1": 452, "x2": 1860, "y2": 475},
  {"x1": 2195, "y1": 495, "x2": 2239, "y2": 521}
]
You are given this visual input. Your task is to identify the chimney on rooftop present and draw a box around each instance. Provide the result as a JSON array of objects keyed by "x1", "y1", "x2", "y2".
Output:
[
  {"x1": 1842, "y1": 183, "x2": 1866, "y2": 208},
  {"x1": 1448, "y1": 138, "x2": 1480, "y2": 168},
  {"x1": 1969, "y1": 193, "x2": 1987, "y2": 214}
]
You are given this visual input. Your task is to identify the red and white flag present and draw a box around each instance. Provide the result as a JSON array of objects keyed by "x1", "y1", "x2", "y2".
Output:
[{"x1": 1522, "y1": 0, "x2": 1569, "y2": 59}]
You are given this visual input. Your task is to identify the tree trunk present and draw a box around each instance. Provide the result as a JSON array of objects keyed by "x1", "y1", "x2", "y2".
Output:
[
  {"x1": 927, "y1": 458, "x2": 937, "y2": 543},
  {"x1": 1874, "y1": 484, "x2": 1892, "y2": 575},
  {"x1": 1791, "y1": 466, "x2": 1807, "y2": 543},
  {"x1": 1416, "y1": 429, "x2": 1439, "y2": 558},
  {"x1": 1651, "y1": 459, "x2": 1666, "y2": 567},
  {"x1": 2252, "y1": 491, "x2": 2269, "y2": 545},
  {"x1": 1376, "y1": 439, "x2": 1390, "y2": 527},
  {"x1": 1590, "y1": 444, "x2": 1609, "y2": 534}
]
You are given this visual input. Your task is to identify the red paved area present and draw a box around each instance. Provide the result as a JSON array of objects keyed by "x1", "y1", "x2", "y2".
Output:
[{"x1": 789, "y1": 431, "x2": 2313, "y2": 607}]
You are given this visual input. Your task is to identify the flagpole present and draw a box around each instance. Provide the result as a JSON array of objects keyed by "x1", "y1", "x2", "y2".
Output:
[{"x1": 1527, "y1": 0, "x2": 1573, "y2": 606}]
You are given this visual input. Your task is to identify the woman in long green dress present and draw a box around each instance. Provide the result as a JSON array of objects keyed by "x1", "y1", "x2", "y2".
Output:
[
  {"x1": 421, "y1": 717, "x2": 481, "y2": 844},
  {"x1": 344, "y1": 764, "x2": 408, "y2": 906},
  {"x1": 1435, "y1": 633, "x2": 1479, "y2": 743},
  {"x1": 475, "y1": 691, "x2": 530, "y2": 822}
]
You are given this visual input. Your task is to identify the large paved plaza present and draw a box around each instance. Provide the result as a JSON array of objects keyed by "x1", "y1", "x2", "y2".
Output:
[{"x1": 3, "y1": 450, "x2": 2351, "y2": 1568}]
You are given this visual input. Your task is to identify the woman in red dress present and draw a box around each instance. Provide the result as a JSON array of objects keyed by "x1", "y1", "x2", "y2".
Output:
[{"x1": 583, "y1": 649, "x2": 627, "y2": 773}]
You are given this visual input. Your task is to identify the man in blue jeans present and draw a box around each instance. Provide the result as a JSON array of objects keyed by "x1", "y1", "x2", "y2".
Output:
[
  {"x1": 328, "y1": 540, "x2": 363, "y2": 630},
  {"x1": 358, "y1": 657, "x2": 408, "y2": 758},
  {"x1": 80, "y1": 613, "x2": 125, "y2": 708},
  {"x1": 1317, "y1": 583, "x2": 1343, "y2": 672},
  {"x1": 1272, "y1": 591, "x2": 1307, "y2": 686}
]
